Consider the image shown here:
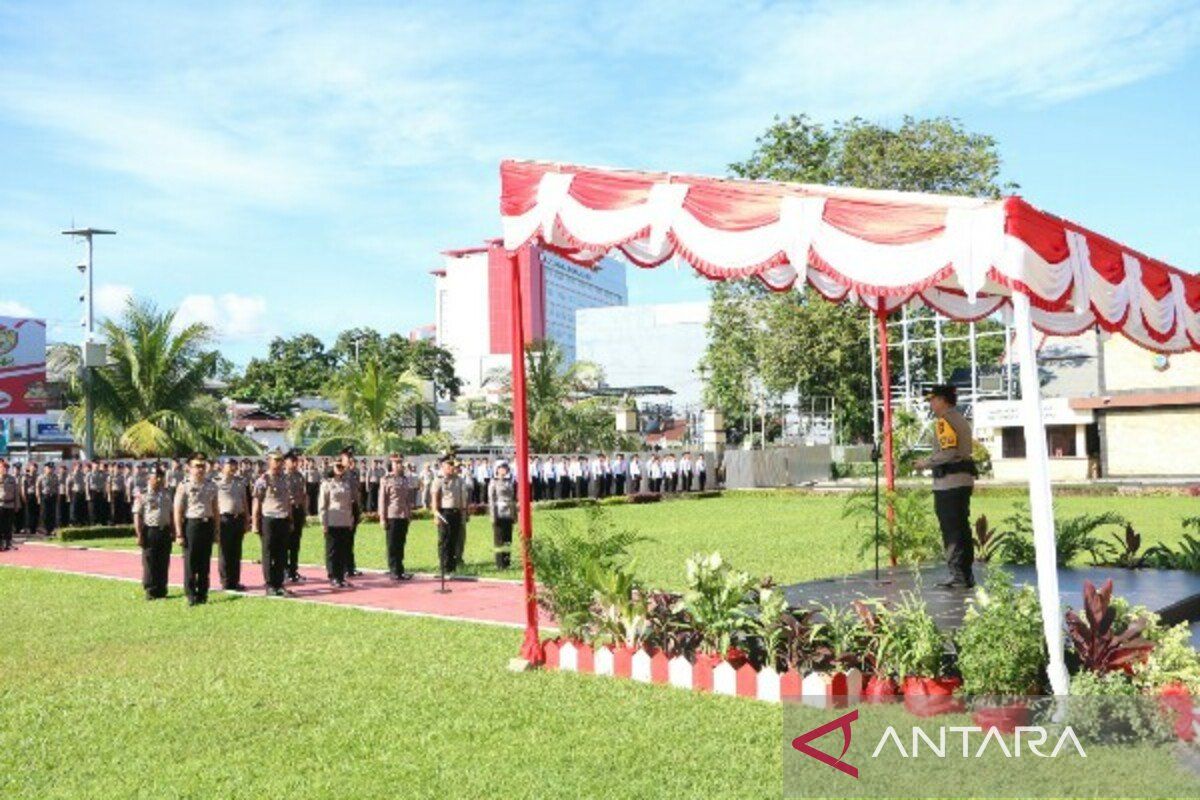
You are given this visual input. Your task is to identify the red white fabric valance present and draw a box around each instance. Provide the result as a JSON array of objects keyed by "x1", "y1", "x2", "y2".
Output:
[{"x1": 501, "y1": 160, "x2": 1200, "y2": 353}]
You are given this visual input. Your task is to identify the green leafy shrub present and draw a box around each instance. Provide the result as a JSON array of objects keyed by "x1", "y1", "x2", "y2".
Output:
[
  {"x1": 752, "y1": 583, "x2": 829, "y2": 672},
  {"x1": 1068, "y1": 670, "x2": 1173, "y2": 743},
  {"x1": 1144, "y1": 518, "x2": 1200, "y2": 570},
  {"x1": 812, "y1": 602, "x2": 870, "y2": 671},
  {"x1": 587, "y1": 564, "x2": 648, "y2": 648},
  {"x1": 57, "y1": 525, "x2": 136, "y2": 542},
  {"x1": 994, "y1": 503, "x2": 1126, "y2": 566},
  {"x1": 955, "y1": 568, "x2": 1046, "y2": 696},
  {"x1": 843, "y1": 488, "x2": 941, "y2": 565},
  {"x1": 643, "y1": 590, "x2": 700, "y2": 658},
  {"x1": 529, "y1": 507, "x2": 643, "y2": 640},
  {"x1": 627, "y1": 492, "x2": 662, "y2": 505},
  {"x1": 677, "y1": 552, "x2": 756, "y2": 656},
  {"x1": 596, "y1": 495, "x2": 630, "y2": 507},
  {"x1": 874, "y1": 590, "x2": 945, "y2": 681},
  {"x1": 1130, "y1": 613, "x2": 1200, "y2": 695}
]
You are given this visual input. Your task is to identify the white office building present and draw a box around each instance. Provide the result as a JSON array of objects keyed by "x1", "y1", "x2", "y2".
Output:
[
  {"x1": 576, "y1": 301, "x2": 710, "y2": 409},
  {"x1": 433, "y1": 243, "x2": 627, "y2": 397}
]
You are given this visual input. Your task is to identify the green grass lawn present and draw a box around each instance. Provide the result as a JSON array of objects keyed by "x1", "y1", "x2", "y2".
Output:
[
  {"x1": 4, "y1": 568, "x2": 1197, "y2": 799},
  {"x1": 0, "y1": 568, "x2": 783, "y2": 799},
  {"x1": 54, "y1": 489, "x2": 1199, "y2": 590}
]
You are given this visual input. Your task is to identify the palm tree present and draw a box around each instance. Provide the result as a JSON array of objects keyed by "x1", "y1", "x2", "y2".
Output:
[
  {"x1": 52, "y1": 298, "x2": 258, "y2": 457},
  {"x1": 469, "y1": 339, "x2": 638, "y2": 452},
  {"x1": 290, "y1": 360, "x2": 438, "y2": 455}
]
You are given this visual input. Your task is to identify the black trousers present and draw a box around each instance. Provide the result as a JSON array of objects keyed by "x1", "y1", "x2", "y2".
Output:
[
  {"x1": 437, "y1": 509, "x2": 464, "y2": 573},
  {"x1": 492, "y1": 517, "x2": 513, "y2": 569},
  {"x1": 614, "y1": 475, "x2": 625, "y2": 495},
  {"x1": 681, "y1": 472, "x2": 692, "y2": 492},
  {"x1": 698, "y1": 472, "x2": 706, "y2": 491},
  {"x1": 325, "y1": 527, "x2": 351, "y2": 582},
  {"x1": 140, "y1": 526, "x2": 172, "y2": 598},
  {"x1": 22, "y1": 499, "x2": 38, "y2": 532},
  {"x1": 218, "y1": 514, "x2": 245, "y2": 589},
  {"x1": 182, "y1": 518, "x2": 216, "y2": 602},
  {"x1": 385, "y1": 518, "x2": 410, "y2": 577},
  {"x1": 111, "y1": 496, "x2": 128, "y2": 524},
  {"x1": 88, "y1": 496, "x2": 109, "y2": 525},
  {"x1": 934, "y1": 486, "x2": 975, "y2": 583},
  {"x1": 574, "y1": 477, "x2": 586, "y2": 498},
  {"x1": 40, "y1": 499, "x2": 57, "y2": 534},
  {"x1": 287, "y1": 508, "x2": 306, "y2": 577},
  {"x1": 348, "y1": 507, "x2": 360, "y2": 573},
  {"x1": 306, "y1": 484, "x2": 319, "y2": 516},
  {"x1": 0, "y1": 507, "x2": 14, "y2": 548},
  {"x1": 261, "y1": 516, "x2": 290, "y2": 590},
  {"x1": 57, "y1": 496, "x2": 68, "y2": 529},
  {"x1": 70, "y1": 493, "x2": 85, "y2": 526}
]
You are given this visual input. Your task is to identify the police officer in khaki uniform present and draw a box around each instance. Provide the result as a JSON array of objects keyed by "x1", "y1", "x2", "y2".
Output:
[
  {"x1": 134, "y1": 469, "x2": 174, "y2": 600},
  {"x1": 339, "y1": 448, "x2": 363, "y2": 577},
  {"x1": 430, "y1": 456, "x2": 469, "y2": 575},
  {"x1": 174, "y1": 455, "x2": 219, "y2": 606},
  {"x1": 0, "y1": 459, "x2": 22, "y2": 550},
  {"x1": 284, "y1": 452, "x2": 308, "y2": 584},
  {"x1": 36, "y1": 463, "x2": 59, "y2": 536},
  {"x1": 378, "y1": 453, "x2": 414, "y2": 581},
  {"x1": 68, "y1": 463, "x2": 86, "y2": 526},
  {"x1": 19, "y1": 463, "x2": 38, "y2": 535},
  {"x1": 319, "y1": 461, "x2": 356, "y2": 587},
  {"x1": 215, "y1": 460, "x2": 248, "y2": 591},
  {"x1": 914, "y1": 385, "x2": 978, "y2": 589},
  {"x1": 488, "y1": 462, "x2": 515, "y2": 569},
  {"x1": 252, "y1": 451, "x2": 293, "y2": 597},
  {"x1": 85, "y1": 462, "x2": 108, "y2": 524}
]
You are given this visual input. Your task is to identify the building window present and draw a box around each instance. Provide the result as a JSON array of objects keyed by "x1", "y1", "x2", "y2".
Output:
[
  {"x1": 1001, "y1": 427, "x2": 1025, "y2": 459},
  {"x1": 1047, "y1": 425, "x2": 1077, "y2": 457},
  {"x1": 1001, "y1": 425, "x2": 1078, "y2": 459}
]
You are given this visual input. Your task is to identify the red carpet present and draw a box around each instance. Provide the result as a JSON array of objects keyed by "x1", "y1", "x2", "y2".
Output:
[{"x1": 0, "y1": 542, "x2": 551, "y2": 629}]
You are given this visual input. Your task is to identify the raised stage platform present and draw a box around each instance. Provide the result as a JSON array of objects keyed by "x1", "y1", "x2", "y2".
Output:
[{"x1": 781, "y1": 564, "x2": 1200, "y2": 637}]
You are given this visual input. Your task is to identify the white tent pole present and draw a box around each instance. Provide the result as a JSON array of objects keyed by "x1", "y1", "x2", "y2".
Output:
[{"x1": 1012, "y1": 292, "x2": 1070, "y2": 696}]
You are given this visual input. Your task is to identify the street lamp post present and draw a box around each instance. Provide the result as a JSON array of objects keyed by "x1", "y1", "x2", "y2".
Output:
[{"x1": 62, "y1": 227, "x2": 115, "y2": 461}]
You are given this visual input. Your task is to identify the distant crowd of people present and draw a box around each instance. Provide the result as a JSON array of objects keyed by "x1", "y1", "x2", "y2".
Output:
[{"x1": 0, "y1": 448, "x2": 713, "y2": 606}]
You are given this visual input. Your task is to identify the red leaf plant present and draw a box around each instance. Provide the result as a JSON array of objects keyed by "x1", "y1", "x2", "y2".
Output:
[{"x1": 1064, "y1": 580, "x2": 1154, "y2": 674}]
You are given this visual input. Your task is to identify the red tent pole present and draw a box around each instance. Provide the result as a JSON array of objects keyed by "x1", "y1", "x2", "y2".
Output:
[
  {"x1": 875, "y1": 307, "x2": 898, "y2": 566},
  {"x1": 509, "y1": 247, "x2": 544, "y2": 664}
]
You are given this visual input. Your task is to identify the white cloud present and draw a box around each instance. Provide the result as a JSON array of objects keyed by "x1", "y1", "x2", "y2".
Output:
[
  {"x1": 175, "y1": 293, "x2": 269, "y2": 342},
  {"x1": 0, "y1": 301, "x2": 35, "y2": 318},
  {"x1": 93, "y1": 283, "x2": 133, "y2": 319},
  {"x1": 719, "y1": 0, "x2": 1200, "y2": 120}
]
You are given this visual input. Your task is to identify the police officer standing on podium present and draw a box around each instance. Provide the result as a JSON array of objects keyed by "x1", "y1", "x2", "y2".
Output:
[
  {"x1": 174, "y1": 454, "x2": 219, "y2": 606},
  {"x1": 215, "y1": 459, "x2": 248, "y2": 592},
  {"x1": 135, "y1": 469, "x2": 174, "y2": 600},
  {"x1": 914, "y1": 384, "x2": 978, "y2": 589},
  {"x1": 252, "y1": 451, "x2": 293, "y2": 597}
]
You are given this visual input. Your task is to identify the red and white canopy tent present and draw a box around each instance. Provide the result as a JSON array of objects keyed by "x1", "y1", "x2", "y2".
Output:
[{"x1": 497, "y1": 159, "x2": 1200, "y2": 693}]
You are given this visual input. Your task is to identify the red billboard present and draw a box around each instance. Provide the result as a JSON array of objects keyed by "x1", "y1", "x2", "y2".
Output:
[{"x1": 0, "y1": 317, "x2": 48, "y2": 417}]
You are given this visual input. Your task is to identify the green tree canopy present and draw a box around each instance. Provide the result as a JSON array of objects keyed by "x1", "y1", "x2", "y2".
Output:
[
  {"x1": 705, "y1": 115, "x2": 1013, "y2": 442},
  {"x1": 230, "y1": 334, "x2": 334, "y2": 415}
]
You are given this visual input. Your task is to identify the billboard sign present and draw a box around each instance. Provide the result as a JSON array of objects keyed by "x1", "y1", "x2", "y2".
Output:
[{"x1": 0, "y1": 317, "x2": 48, "y2": 418}]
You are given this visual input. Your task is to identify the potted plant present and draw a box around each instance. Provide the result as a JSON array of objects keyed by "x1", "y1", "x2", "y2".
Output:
[
  {"x1": 877, "y1": 591, "x2": 955, "y2": 717},
  {"x1": 677, "y1": 552, "x2": 756, "y2": 691},
  {"x1": 852, "y1": 600, "x2": 898, "y2": 701},
  {"x1": 956, "y1": 568, "x2": 1046, "y2": 732},
  {"x1": 587, "y1": 564, "x2": 648, "y2": 678}
]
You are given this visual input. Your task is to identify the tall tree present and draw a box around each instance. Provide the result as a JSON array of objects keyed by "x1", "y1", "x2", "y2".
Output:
[
  {"x1": 706, "y1": 114, "x2": 1013, "y2": 442},
  {"x1": 469, "y1": 340, "x2": 637, "y2": 452},
  {"x1": 52, "y1": 298, "x2": 258, "y2": 457},
  {"x1": 230, "y1": 334, "x2": 334, "y2": 414},
  {"x1": 329, "y1": 328, "x2": 462, "y2": 401},
  {"x1": 290, "y1": 360, "x2": 438, "y2": 455}
]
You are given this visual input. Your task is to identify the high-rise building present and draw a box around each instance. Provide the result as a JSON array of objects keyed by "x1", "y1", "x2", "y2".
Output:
[
  {"x1": 576, "y1": 301, "x2": 710, "y2": 409},
  {"x1": 433, "y1": 242, "x2": 626, "y2": 396}
]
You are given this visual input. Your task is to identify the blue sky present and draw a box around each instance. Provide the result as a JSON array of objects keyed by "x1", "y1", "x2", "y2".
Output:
[{"x1": 1, "y1": 0, "x2": 1198, "y2": 364}]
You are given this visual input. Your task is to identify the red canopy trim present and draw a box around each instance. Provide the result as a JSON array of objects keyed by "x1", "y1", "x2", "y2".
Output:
[{"x1": 501, "y1": 160, "x2": 1200, "y2": 353}]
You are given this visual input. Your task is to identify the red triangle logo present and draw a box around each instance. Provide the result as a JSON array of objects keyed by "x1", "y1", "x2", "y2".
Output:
[{"x1": 791, "y1": 709, "x2": 859, "y2": 779}]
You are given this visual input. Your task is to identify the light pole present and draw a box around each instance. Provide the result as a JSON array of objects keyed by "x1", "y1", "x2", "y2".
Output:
[{"x1": 62, "y1": 227, "x2": 115, "y2": 461}]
